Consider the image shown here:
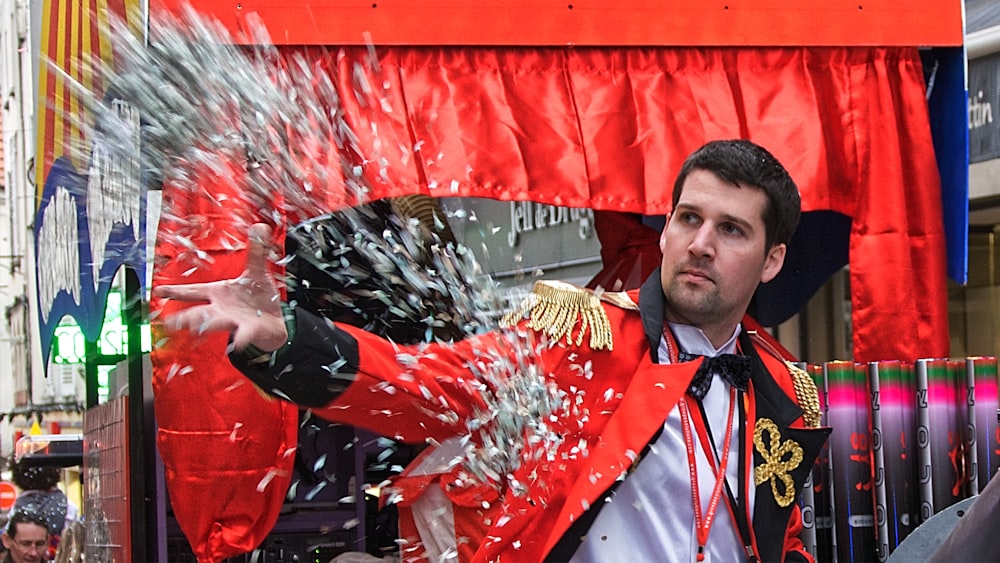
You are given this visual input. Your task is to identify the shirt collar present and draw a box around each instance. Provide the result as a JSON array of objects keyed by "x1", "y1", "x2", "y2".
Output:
[{"x1": 667, "y1": 323, "x2": 741, "y2": 357}]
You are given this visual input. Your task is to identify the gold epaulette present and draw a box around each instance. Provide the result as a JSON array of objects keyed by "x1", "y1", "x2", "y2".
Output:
[
  {"x1": 500, "y1": 280, "x2": 614, "y2": 351},
  {"x1": 784, "y1": 362, "x2": 822, "y2": 428},
  {"x1": 748, "y1": 331, "x2": 822, "y2": 428}
]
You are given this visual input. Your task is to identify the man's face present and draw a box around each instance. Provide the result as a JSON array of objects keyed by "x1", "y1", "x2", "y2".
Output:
[
  {"x1": 659, "y1": 169, "x2": 785, "y2": 345},
  {"x1": 1, "y1": 522, "x2": 49, "y2": 563}
]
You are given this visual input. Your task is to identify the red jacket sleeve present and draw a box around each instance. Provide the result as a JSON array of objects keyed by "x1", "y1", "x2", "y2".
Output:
[{"x1": 229, "y1": 306, "x2": 511, "y2": 444}]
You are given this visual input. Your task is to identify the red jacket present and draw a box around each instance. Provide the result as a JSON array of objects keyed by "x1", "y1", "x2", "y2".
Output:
[{"x1": 232, "y1": 274, "x2": 830, "y2": 562}]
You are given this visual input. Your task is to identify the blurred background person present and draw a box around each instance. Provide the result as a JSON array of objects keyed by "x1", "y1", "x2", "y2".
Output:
[{"x1": 1, "y1": 509, "x2": 50, "y2": 563}]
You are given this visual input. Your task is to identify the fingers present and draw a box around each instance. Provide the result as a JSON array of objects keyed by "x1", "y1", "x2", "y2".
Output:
[
  {"x1": 162, "y1": 304, "x2": 236, "y2": 336},
  {"x1": 245, "y1": 223, "x2": 275, "y2": 281},
  {"x1": 160, "y1": 305, "x2": 204, "y2": 333},
  {"x1": 154, "y1": 282, "x2": 214, "y2": 302},
  {"x1": 156, "y1": 222, "x2": 281, "y2": 346},
  {"x1": 155, "y1": 222, "x2": 275, "y2": 303}
]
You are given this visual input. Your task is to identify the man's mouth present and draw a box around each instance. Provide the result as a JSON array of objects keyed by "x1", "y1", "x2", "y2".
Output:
[{"x1": 677, "y1": 267, "x2": 713, "y2": 283}]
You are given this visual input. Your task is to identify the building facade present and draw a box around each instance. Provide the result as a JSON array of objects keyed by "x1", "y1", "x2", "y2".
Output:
[
  {"x1": 954, "y1": 1, "x2": 1000, "y2": 358},
  {"x1": 0, "y1": 0, "x2": 41, "y2": 464}
]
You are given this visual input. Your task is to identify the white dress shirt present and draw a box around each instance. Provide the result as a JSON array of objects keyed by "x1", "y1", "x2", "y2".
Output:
[{"x1": 571, "y1": 323, "x2": 752, "y2": 562}]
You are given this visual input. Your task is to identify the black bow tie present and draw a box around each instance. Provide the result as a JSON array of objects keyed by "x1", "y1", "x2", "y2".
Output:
[{"x1": 678, "y1": 352, "x2": 751, "y2": 399}]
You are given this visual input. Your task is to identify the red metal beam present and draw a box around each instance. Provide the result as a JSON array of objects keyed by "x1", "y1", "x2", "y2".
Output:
[{"x1": 150, "y1": 0, "x2": 963, "y2": 47}]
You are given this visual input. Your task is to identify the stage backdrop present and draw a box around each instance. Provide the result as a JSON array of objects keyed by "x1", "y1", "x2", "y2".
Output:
[{"x1": 31, "y1": 1, "x2": 964, "y2": 561}]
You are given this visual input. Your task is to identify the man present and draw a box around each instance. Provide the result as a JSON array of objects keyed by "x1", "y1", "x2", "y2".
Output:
[
  {"x1": 159, "y1": 139, "x2": 831, "y2": 562},
  {"x1": 1, "y1": 510, "x2": 50, "y2": 563},
  {"x1": 9, "y1": 461, "x2": 72, "y2": 562}
]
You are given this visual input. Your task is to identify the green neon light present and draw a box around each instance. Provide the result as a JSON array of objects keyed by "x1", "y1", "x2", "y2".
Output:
[{"x1": 51, "y1": 291, "x2": 152, "y2": 364}]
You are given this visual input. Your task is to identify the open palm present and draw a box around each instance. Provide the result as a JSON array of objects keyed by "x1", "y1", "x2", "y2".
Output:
[{"x1": 156, "y1": 224, "x2": 288, "y2": 352}]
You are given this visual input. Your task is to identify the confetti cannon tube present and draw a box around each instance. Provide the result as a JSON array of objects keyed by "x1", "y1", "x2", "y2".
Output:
[
  {"x1": 967, "y1": 357, "x2": 1000, "y2": 493},
  {"x1": 795, "y1": 362, "x2": 818, "y2": 559},
  {"x1": 826, "y1": 361, "x2": 876, "y2": 563},
  {"x1": 868, "y1": 360, "x2": 917, "y2": 560},
  {"x1": 914, "y1": 358, "x2": 967, "y2": 525},
  {"x1": 800, "y1": 363, "x2": 836, "y2": 563}
]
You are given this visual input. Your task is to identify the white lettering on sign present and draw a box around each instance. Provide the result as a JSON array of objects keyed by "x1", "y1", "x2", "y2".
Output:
[
  {"x1": 970, "y1": 90, "x2": 994, "y2": 130},
  {"x1": 507, "y1": 201, "x2": 594, "y2": 247},
  {"x1": 88, "y1": 99, "x2": 142, "y2": 289}
]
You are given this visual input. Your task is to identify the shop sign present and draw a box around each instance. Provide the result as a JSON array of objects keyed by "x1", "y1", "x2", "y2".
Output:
[
  {"x1": 442, "y1": 197, "x2": 600, "y2": 280},
  {"x1": 969, "y1": 52, "x2": 1000, "y2": 164},
  {"x1": 507, "y1": 201, "x2": 594, "y2": 248}
]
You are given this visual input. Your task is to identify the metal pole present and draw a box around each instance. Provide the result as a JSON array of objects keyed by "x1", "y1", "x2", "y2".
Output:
[{"x1": 125, "y1": 268, "x2": 148, "y2": 562}]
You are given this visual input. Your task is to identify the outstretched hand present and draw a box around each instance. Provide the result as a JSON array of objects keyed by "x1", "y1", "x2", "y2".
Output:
[{"x1": 155, "y1": 223, "x2": 288, "y2": 352}]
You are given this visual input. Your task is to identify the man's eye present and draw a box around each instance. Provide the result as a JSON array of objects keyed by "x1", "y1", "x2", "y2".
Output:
[
  {"x1": 722, "y1": 223, "x2": 744, "y2": 236},
  {"x1": 16, "y1": 540, "x2": 47, "y2": 549}
]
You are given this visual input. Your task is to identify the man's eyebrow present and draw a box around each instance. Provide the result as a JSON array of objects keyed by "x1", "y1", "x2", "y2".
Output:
[
  {"x1": 673, "y1": 202, "x2": 698, "y2": 215},
  {"x1": 719, "y1": 212, "x2": 755, "y2": 231}
]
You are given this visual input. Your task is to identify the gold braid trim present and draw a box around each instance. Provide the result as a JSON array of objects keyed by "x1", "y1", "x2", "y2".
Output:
[
  {"x1": 753, "y1": 417, "x2": 804, "y2": 507},
  {"x1": 500, "y1": 280, "x2": 614, "y2": 351},
  {"x1": 785, "y1": 361, "x2": 822, "y2": 429},
  {"x1": 747, "y1": 331, "x2": 822, "y2": 429}
]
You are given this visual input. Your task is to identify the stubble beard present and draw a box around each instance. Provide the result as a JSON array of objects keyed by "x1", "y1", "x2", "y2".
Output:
[{"x1": 664, "y1": 272, "x2": 725, "y2": 327}]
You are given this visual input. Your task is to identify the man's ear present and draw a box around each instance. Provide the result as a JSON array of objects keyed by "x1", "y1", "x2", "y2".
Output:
[
  {"x1": 659, "y1": 213, "x2": 672, "y2": 249},
  {"x1": 760, "y1": 243, "x2": 786, "y2": 284}
]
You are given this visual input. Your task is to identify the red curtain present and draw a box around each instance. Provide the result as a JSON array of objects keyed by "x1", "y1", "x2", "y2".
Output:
[
  {"x1": 153, "y1": 45, "x2": 948, "y2": 560},
  {"x1": 151, "y1": 157, "x2": 299, "y2": 562},
  {"x1": 279, "y1": 45, "x2": 947, "y2": 362}
]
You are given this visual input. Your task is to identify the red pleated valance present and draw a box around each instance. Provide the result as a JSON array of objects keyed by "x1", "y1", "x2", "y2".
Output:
[{"x1": 267, "y1": 44, "x2": 947, "y2": 363}]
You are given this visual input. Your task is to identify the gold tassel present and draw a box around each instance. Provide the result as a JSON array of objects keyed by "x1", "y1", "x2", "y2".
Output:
[
  {"x1": 785, "y1": 361, "x2": 822, "y2": 429},
  {"x1": 747, "y1": 331, "x2": 822, "y2": 429},
  {"x1": 501, "y1": 280, "x2": 614, "y2": 351}
]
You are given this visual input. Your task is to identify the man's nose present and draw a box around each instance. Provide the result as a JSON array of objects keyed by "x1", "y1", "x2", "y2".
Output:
[{"x1": 688, "y1": 224, "x2": 716, "y2": 257}]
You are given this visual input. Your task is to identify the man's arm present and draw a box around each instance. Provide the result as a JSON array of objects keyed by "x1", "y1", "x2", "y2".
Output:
[{"x1": 155, "y1": 223, "x2": 500, "y2": 443}]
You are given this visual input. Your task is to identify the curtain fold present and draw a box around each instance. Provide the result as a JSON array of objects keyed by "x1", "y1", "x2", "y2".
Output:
[
  {"x1": 338, "y1": 45, "x2": 946, "y2": 362},
  {"x1": 152, "y1": 157, "x2": 299, "y2": 562}
]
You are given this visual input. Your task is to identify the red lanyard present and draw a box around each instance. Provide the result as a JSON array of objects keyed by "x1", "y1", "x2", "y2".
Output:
[
  {"x1": 664, "y1": 323, "x2": 747, "y2": 561},
  {"x1": 679, "y1": 389, "x2": 737, "y2": 562}
]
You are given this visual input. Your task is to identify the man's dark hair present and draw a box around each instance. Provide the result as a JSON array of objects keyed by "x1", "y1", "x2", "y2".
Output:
[
  {"x1": 4, "y1": 510, "x2": 49, "y2": 539},
  {"x1": 10, "y1": 460, "x2": 60, "y2": 492},
  {"x1": 672, "y1": 139, "x2": 801, "y2": 251}
]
